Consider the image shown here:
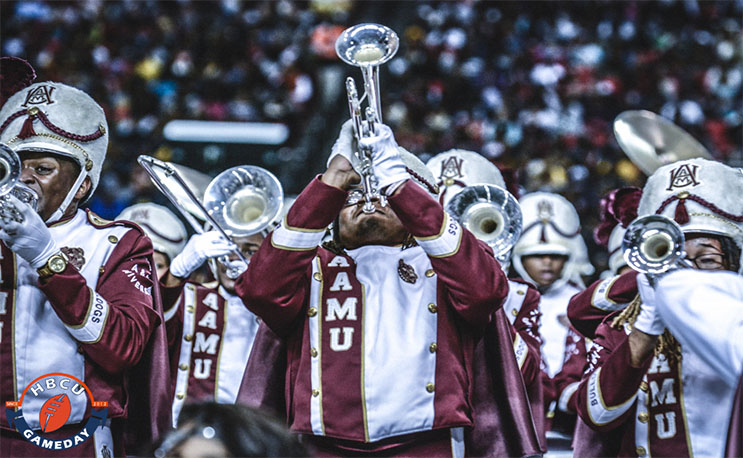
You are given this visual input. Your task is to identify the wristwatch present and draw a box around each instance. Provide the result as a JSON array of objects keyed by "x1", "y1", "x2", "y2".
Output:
[{"x1": 37, "y1": 252, "x2": 69, "y2": 279}]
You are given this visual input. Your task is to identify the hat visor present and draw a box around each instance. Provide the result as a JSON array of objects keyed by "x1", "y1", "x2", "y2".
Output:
[
  {"x1": 516, "y1": 242, "x2": 571, "y2": 257},
  {"x1": 11, "y1": 140, "x2": 79, "y2": 163}
]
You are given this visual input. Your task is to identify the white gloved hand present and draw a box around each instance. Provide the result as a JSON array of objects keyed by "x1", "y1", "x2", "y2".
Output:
[
  {"x1": 170, "y1": 231, "x2": 236, "y2": 279},
  {"x1": 358, "y1": 123, "x2": 409, "y2": 192},
  {"x1": 0, "y1": 194, "x2": 59, "y2": 268},
  {"x1": 326, "y1": 120, "x2": 361, "y2": 172},
  {"x1": 634, "y1": 274, "x2": 665, "y2": 335}
]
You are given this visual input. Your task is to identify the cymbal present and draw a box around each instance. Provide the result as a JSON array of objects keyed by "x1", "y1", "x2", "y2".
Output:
[{"x1": 613, "y1": 110, "x2": 712, "y2": 175}]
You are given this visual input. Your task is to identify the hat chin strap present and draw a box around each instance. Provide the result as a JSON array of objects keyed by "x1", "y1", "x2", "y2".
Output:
[{"x1": 45, "y1": 169, "x2": 87, "y2": 224}]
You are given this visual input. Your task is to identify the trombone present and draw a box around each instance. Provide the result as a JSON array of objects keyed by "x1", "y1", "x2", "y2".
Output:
[
  {"x1": 138, "y1": 155, "x2": 283, "y2": 278},
  {"x1": 622, "y1": 214, "x2": 690, "y2": 275},
  {"x1": 335, "y1": 23, "x2": 399, "y2": 213}
]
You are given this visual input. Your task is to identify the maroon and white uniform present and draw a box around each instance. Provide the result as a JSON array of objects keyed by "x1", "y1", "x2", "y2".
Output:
[
  {"x1": 568, "y1": 271, "x2": 639, "y2": 339},
  {"x1": 0, "y1": 210, "x2": 162, "y2": 456},
  {"x1": 162, "y1": 280, "x2": 261, "y2": 426},
  {"x1": 575, "y1": 314, "x2": 737, "y2": 457},
  {"x1": 503, "y1": 279, "x2": 542, "y2": 386},
  {"x1": 538, "y1": 281, "x2": 587, "y2": 431},
  {"x1": 237, "y1": 177, "x2": 508, "y2": 449}
]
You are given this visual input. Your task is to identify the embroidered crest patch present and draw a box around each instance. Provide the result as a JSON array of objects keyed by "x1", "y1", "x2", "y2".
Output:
[
  {"x1": 397, "y1": 259, "x2": 418, "y2": 284},
  {"x1": 666, "y1": 164, "x2": 700, "y2": 191},
  {"x1": 21, "y1": 85, "x2": 55, "y2": 107}
]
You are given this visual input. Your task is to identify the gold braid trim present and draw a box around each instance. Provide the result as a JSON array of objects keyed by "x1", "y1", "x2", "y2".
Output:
[{"x1": 611, "y1": 293, "x2": 682, "y2": 365}]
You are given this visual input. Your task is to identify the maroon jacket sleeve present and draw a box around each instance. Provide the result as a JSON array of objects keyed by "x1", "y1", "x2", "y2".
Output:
[
  {"x1": 508, "y1": 283, "x2": 542, "y2": 386},
  {"x1": 39, "y1": 228, "x2": 160, "y2": 374},
  {"x1": 575, "y1": 316, "x2": 652, "y2": 432},
  {"x1": 568, "y1": 271, "x2": 638, "y2": 339},
  {"x1": 388, "y1": 180, "x2": 509, "y2": 328},
  {"x1": 236, "y1": 176, "x2": 346, "y2": 336}
]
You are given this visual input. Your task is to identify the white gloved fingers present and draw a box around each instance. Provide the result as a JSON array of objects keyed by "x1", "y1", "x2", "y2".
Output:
[
  {"x1": 358, "y1": 124, "x2": 409, "y2": 191},
  {"x1": 0, "y1": 194, "x2": 58, "y2": 268},
  {"x1": 637, "y1": 274, "x2": 656, "y2": 307},
  {"x1": 327, "y1": 120, "x2": 360, "y2": 171},
  {"x1": 170, "y1": 231, "x2": 237, "y2": 279}
]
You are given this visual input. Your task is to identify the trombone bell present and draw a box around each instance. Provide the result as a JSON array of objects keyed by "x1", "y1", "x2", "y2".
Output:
[{"x1": 204, "y1": 165, "x2": 283, "y2": 237}]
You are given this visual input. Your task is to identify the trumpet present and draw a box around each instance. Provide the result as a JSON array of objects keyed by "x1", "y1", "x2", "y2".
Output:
[
  {"x1": 138, "y1": 155, "x2": 283, "y2": 279},
  {"x1": 622, "y1": 214, "x2": 689, "y2": 274},
  {"x1": 446, "y1": 184, "x2": 523, "y2": 265},
  {"x1": 335, "y1": 23, "x2": 399, "y2": 213},
  {"x1": 0, "y1": 143, "x2": 38, "y2": 223}
]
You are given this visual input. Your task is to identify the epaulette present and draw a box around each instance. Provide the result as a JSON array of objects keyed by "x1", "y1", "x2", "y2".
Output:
[
  {"x1": 85, "y1": 209, "x2": 146, "y2": 236},
  {"x1": 86, "y1": 210, "x2": 114, "y2": 227}
]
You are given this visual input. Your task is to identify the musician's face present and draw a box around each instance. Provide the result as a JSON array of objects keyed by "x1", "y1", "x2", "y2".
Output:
[
  {"x1": 684, "y1": 235, "x2": 729, "y2": 271},
  {"x1": 18, "y1": 151, "x2": 88, "y2": 221},
  {"x1": 216, "y1": 233, "x2": 264, "y2": 294},
  {"x1": 521, "y1": 253, "x2": 568, "y2": 289},
  {"x1": 153, "y1": 251, "x2": 170, "y2": 280},
  {"x1": 338, "y1": 198, "x2": 407, "y2": 250}
]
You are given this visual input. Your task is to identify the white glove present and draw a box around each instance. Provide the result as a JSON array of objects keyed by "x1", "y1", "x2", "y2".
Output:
[
  {"x1": 170, "y1": 231, "x2": 236, "y2": 279},
  {"x1": 0, "y1": 194, "x2": 59, "y2": 268},
  {"x1": 326, "y1": 120, "x2": 361, "y2": 172},
  {"x1": 358, "y1": 123, "x2": 409, "y2": 192},
  {"x1": 634, "y1": 274, "x2": 665, "y2": 335}
]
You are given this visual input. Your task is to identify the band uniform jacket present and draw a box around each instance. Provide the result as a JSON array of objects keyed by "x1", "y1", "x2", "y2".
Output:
[
  {"x1": 236, "y1": 177, "x2": 510, "y2": 444},
  {"x1": 575, "y1": 313, "x2": 737, "y2": 457},
  {"x1": 0, "y1": 209, "x2": 170, "y2": 455},
  {"x1": 567, "y1": 270, "x2": 639, "y2": 339},
  {"x1": 161, "y1": 279, "x2": 261, "y2": 426},
  {"x1": 537, "y1": 280, "x2": 586, "y2": 434}
]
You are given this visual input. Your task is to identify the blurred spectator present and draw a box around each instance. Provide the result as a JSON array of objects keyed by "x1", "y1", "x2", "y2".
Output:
[{"x1": 2, "y1": 0, "x2": 740, "y2": 278}]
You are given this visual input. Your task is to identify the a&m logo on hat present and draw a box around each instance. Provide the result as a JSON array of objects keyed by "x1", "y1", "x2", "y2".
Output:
[
  {"x1": 5, "y1": 373, "x2": 108, "y2": 451},
  {"x1": 666, "y1": 163, "x2": 701, "y2": 191}
]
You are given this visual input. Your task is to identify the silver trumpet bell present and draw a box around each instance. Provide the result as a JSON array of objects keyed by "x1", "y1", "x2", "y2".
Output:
[
  {"x1": 622, "y1": 214, "x2": 686, "y2": 274},
  {"x1": 203, "y1": 165, "x2": 283, "y2": 237},
  {"x1": 446, "y1": 185, "x2": 523, "y2": 262},
  {"x1": 0, "y1": 143, "x2": 38, "y2": 223}
]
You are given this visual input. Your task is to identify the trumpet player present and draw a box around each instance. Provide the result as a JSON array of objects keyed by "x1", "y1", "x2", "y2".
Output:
[
  {"x1": 117, "y1": 203, "x2": 187, "y2": 280},
  {"x1": 427, "y1": 149, "x2": 546, "y2": 449},
  {"x1": 236, "y1": 121, "x2": 527, "y2": 456},
  {"x1": 160, "y1": 218, "x2": 268, "y2": 426},
  {"x1": 574, "y1": 158, "x2": 743, "y2": 457},
  {"x1": 0, "y1": 79, "x2": 170, "y2": 455}
]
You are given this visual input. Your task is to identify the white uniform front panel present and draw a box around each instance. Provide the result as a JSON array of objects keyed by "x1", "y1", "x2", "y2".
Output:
[
  {"x1": 14, "y1": 210, "x2": 132, "y2": 429},
  {"x1": 681, "y1": 347, "x2": 735, "y2": 456},
  {"x1": 346, "y1": 245, "x2": 438, "y2": 441},
  {"x1": 539, "y1": 282, "x2": 581, "y2": 377},
  {"x1": 215, "y1": 287, "x2": 261, "y2": 404}
]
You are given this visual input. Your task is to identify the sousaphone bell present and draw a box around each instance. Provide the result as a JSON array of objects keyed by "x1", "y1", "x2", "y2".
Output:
[{"x1": 613, "y1": 110, "x2": 712, "y2": 175}]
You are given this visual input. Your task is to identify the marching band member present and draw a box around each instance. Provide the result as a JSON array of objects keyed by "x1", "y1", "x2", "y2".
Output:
[
  {"x1": 567, "y1": 187, "x2": 643, "y2": 340},
  {"x1": 236, "y1": 121, "x2": 538, "y2": 456},
  {"x1": 512, "y1": 191, "x2": 594, "y2": 439},
  {"x1": 117, "y1": 203, "x2": 187, "y2": 280},
  {"x1": 0, "y1": 80, "x2": 170, "y2": 455},
  {"x1": 160, "y1": 226, "x2": 266, "y2": 426},
  {"x1": 574, "y1": 158, "x2": 743, "y2": 457},
  {"x1": 427, "y1": 149, "x2": 545, "y2": 447}
]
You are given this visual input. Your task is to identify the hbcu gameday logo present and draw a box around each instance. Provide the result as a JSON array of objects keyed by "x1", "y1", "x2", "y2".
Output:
[{"x1": 5, "y1": 373, "x2": 108, "y2": 450}]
